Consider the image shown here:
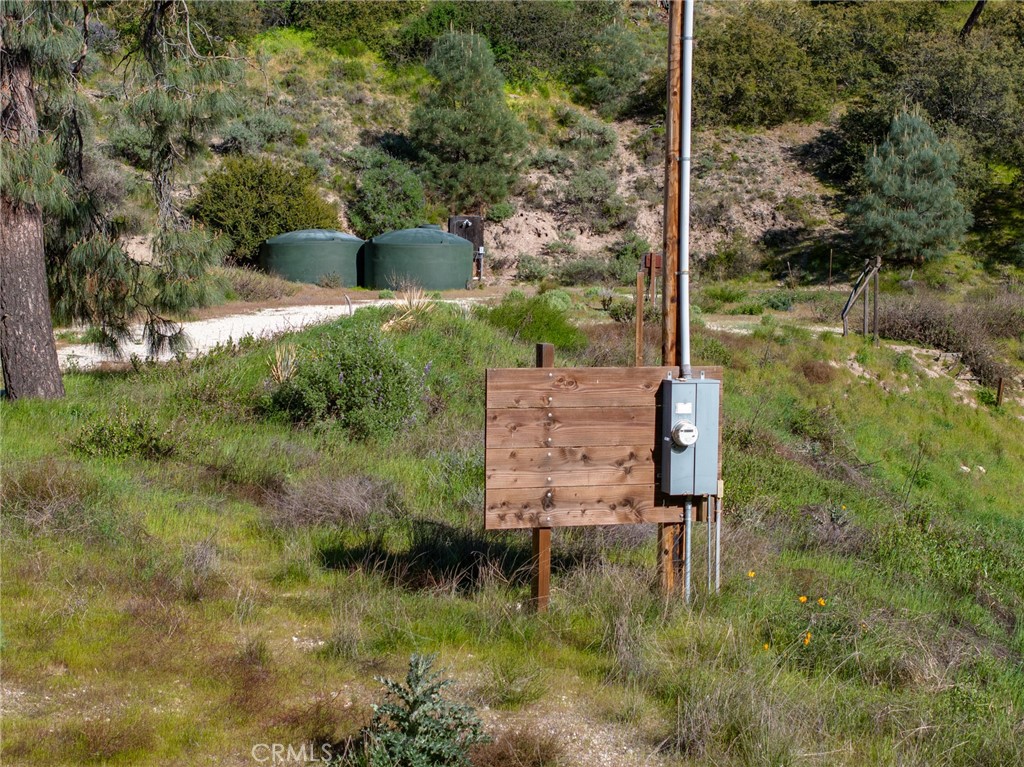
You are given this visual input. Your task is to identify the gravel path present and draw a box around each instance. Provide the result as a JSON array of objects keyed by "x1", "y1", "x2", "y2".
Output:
[{"x1": 57, "y1": 301, "x2": 392, "y2": 371}]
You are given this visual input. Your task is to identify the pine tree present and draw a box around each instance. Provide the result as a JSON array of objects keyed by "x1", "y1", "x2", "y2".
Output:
[
  {"x1": 847, "y1": 109, "x2": 971, "y2": 265},
  {"x1": 410, "y1": 33, "x2": 527, "y2": 213},
  {"x1": 2, "y1": 1, "x2": 240, "y2": 394},
  {"x1": 1, "y1": 1, "x2": 76, "y2": 399}
]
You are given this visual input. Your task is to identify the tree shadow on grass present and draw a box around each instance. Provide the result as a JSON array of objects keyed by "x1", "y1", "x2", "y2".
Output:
[{"x1": 316, "y1": 518, "x2": 639, "y2": 594}]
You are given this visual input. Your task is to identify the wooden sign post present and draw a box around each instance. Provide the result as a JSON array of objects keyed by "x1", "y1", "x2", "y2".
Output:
[{"x1": 485, "y1": 350, "x2": 722, "y2": 610}]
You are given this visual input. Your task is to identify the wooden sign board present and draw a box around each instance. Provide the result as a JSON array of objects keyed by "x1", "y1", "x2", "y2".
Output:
[{"x1": 485, "y1": 366, "x2": 722, "y2": 530}]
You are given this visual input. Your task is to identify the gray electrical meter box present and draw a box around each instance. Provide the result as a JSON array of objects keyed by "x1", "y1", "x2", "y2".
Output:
[{"x1": 660, "y1": 375, "x2": 721, "y2": 496}]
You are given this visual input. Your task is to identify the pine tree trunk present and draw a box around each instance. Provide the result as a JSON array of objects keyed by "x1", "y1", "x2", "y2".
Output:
[{"x1": 0, "y1": 50, "x2": 65, "y2": 400}]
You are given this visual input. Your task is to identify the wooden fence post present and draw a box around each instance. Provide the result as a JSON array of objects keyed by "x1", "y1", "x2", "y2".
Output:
[
  {"x1": 636, "y1": 271, "x2": 645, "y2": 367},
  {"x1": 531, "y1": 343, "x2": 554, "y2": 612}
]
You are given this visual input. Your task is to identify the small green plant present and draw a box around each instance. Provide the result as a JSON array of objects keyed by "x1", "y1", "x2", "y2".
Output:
[
  {"x1": 703, "y1": 284, "x2": 748, "y2": 304},
  {"x1": 365, "y1": 654, "x2": 488, "y2": 767},
  {"x1": 478, "y1": 294, "x2": 587, "y2": 352},
  {"x1": 70, "y1": 407, "x2": 176, "y2": 460},
  {"x1": 486, "y1": 201, "x2": 516, "y2": 222},
  {"x1": 539, "y1": 289, "x2": 572, "y2": 312},
  {"x1": 378, "y1": 289, "x2": 396, "y2": 299}
]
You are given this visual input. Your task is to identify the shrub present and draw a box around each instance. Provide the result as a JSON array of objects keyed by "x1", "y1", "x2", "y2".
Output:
[
  {"x1": 478, "y1": 295, "x2": 587, "y2": 353},
  {"x1": 694, "y1": 10, "x2": 829, "y2": 128},
  {"x1": 557, "y1": 108, "x2": 617, "y2": 163},
  {"x1": 267, "y1": 475, "x2": 401, "y2": 530},
  {"x1": 212, "y1": 266, "x2": 297, "y2": 302},
  {"x1": 365, "y1": 654, "x2": 488, "y2": 767},
  {"x1": 609, "y1": 233, "x2": 650, "y2": 286},
  {"x1": 469, "y1": 727, "x2": 562, "y2": 767},
  {"x1": 562, "y1": 168, "x2": 634, "y2": 234},
  {"x1": 608, "y1": 298, "x2": 658, "y2": 325},
  {"x1": 219, "y1": 110, "x2": 291, "y2": 154},
  {"x1": 486, "y1": 201, "x2": 516, "y2": 222},
  {"x1": 762, "y1": 291, "x2": 795, "y2": 311},
  {"x1": 554, "y1": 256, "x2": 610, "y2": 286},
  {"x1": 515, "y1": 254, "x2": 549, "y2": 283},
  {"x1": 70, "y1": 407, "x2": 176, "y2": 460},
  {"x1": 877, "y1": 295, "x2": 1012, "y2": 386},
  {"x1": 539, "y1": 289, "x2": 572, "y2": 312},
  {"x1": 192, "y1": 157, "x2": 338, "y2": 263},
  {"x1": 262, "y1": 325, "x2": 424, "y2": 440},
  {"x1": 346, "y1": 148, "x2": 426, "y2": 240},
  {"x1": 701, "y1": 233, "x2": 762, "y2": 280}
]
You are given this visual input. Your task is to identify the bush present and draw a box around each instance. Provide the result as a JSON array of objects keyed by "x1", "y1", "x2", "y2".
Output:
[
  {"x1": 478, "y1": 294, "x2": 587, "y2": 353},
  {"x1": 515, "y1": 254, "x2": 549, "y2": 283},
  {"x1": 539, "y1": 289, "x2": 572, "y2": 312},
  {"x1": 70, "y1": 408, "x2": 176, "y2": 460},
  {"x1": 365, "y1": 654, "x2": 488, "y2": 767},
  {"x1": 192, "y1": 157, "x2": 338, "y2": 263},
  {"x1": 219, "y1": 110, "x2": 291, "y2": 154},
  {"x1": 701, "y1": 233, "x2": 762, "y2": 280},
  {"x1": 486, "y1": 201, "x2": 516, "y2": 222},
  {"x1": 262, "y1": 324, "x2": 424, "y2": 440},
  {"x1": 212, "y1": 266, "x2": 297, "y2": 302},
  {"x1": 562, "y1": 168, "x2": 634, "y2": 234},
  {"x1": 554, "y1": 256, "x2": 610, "y2": 287},
  {"x1": 557, "y1": 108, "x2": 617, "y2": 163},
  {"x1": 877, "y1": 295, "x2": 1012, "y2": 386},
  {"x1": 694, "y1": 10, "x2": 829, "y2": 128},
  {"x1": 346, "y1": 149, "x2": 426, "y2": 240},
  {"x1": 608, "y1": 298, "x2": 658, "y2": 324}
]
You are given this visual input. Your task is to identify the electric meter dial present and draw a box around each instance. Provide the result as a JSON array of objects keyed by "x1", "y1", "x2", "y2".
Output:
[{"x1": 671, "y1": 420, "x2": 699, "y2": 448}]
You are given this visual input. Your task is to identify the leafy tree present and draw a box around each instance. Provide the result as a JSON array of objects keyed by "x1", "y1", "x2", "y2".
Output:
[
  {"x1": 847, "y1": 110, "x2": 971, "y2": 265},
  {"x1": 346, "y1": 149, "x2": 426, "y2": 240},
  {"x1": 694, "y1": 12, "x2": 829, "y2": 128},
  {"x1": 410, "y1": 32, "x2": 527, "y2": 213},
  {"x1": 581, "y1": 24, "x2": 647, "y2": 118},
  {"x1": 192, "y1": 157, "x2": 339, "y2": 263}
]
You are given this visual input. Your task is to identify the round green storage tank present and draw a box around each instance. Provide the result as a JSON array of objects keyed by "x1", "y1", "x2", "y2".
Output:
[
  {"x1": 366, "y1": 225, "x2": 473, "y2": 291},
  {"x1": 257, "y1": 229, "x2": 364, "y2": 287}
]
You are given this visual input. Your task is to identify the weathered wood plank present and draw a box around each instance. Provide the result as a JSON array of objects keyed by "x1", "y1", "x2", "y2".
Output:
[
  {"x1": 485, "y1": 446, "x2": 654, "y2": 488},
  {"x1": 486, "y1": 367, "x2": 675, "y2": 409},
  {"x1": 485, "y1": 406, "x2": 654, "y2": 448},
  {"x1": 485, "y1": 485, "x2": 690, "y2": 529}
]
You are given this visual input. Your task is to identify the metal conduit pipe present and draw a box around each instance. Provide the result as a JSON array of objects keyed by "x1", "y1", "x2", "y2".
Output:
[{"x1": 677, "y1": 0, "x2": 695, "y2": 380}]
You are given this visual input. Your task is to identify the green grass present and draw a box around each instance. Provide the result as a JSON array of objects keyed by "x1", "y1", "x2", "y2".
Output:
[{"x1": 2, "y1": 303, "x2": 1023, "y2": 766}]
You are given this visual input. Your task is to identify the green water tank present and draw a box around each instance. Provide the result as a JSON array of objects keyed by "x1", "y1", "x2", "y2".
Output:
[
  {"x1": 366, "y1": 225, "x2": 473, "y2": 290},
  {"x1": 257, "y1": 229, "x2": 364, "y2": 287}
]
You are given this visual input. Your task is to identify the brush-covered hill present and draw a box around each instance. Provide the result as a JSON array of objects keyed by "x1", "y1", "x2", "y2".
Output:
[{"x1": 4, "y1": 2, "x2": 1024, "y2": 766}]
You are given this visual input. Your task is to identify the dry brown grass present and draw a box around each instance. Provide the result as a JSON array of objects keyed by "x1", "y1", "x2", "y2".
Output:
[
  {"x1": 800, "y1": 358, "x2": 836, "y2": 384},
  {"x1": 266, "y1": 474, "x2": 400, "y2": 530},
  {"x1": 878, "y1": 293, "x2": 1015, "y2": 386},
  {"x1": 470, "y1": 727, "x2": 563, "y2": 767}
]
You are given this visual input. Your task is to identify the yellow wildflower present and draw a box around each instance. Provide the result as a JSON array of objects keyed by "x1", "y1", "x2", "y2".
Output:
[
  {"x1": 804, "y1": 632, "x2": 812, "y2": 645},
  {"x1": 818, "y1": 597, "x2": 827, "y2": 607},
  {"x1": 798, "y1": 595, "x2": 808, "y2": 603},
  {"x1": 763, "y1": 643, "x2": 770, "y2": 651},
  {"x1": 748, "y1": 570, "x2": 756, "y2": 578}
]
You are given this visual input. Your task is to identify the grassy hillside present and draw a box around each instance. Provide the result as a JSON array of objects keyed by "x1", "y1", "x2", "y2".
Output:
[{"x1": 4, "y1": 298, "x2": 1023, "y2": 765}]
